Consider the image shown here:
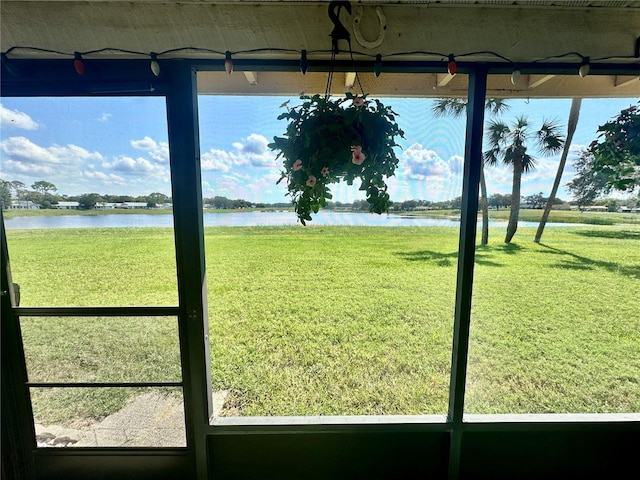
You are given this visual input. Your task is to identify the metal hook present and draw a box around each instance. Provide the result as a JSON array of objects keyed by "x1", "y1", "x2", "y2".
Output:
[
  {"x1": 328, "y1": 1, "x2": 352, "y2": 54},
  {"x1": 353, "y1": 6, "x2": 387, "y2": 50}
]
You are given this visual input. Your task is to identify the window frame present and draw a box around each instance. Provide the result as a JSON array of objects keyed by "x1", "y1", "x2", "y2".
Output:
[{"x1": 2, "y1": 58, "x2": 639, "y2": 480}]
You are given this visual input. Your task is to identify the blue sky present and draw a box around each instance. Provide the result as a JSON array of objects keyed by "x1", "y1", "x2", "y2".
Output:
[{"x1": 1, "y1": 91, "x2": 637, "y2": 204}]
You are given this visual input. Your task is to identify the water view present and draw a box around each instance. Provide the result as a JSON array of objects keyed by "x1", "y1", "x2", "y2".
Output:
[{"x1": 3, "y1": 211, "x2": 583, "y2": 229}]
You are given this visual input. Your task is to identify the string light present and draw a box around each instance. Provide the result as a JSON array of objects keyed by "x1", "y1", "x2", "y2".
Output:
[
  {"x1": 447, "y1": 54, "x2": 456, "y2": 76},
  {"x1": 150, "y1": 52, "x2": 160, "y2": 76},
  {"x1": 374, "y1": 54, "x2": 382, "y2": 78},
  {"x1": 73, "y1": 52, "x2": 84, "y2": 75},
  {"x1": 224, "y1": 51, "x2": 233, "y2": 74},
  {"x1": 511, "y1": 68, "x2": 521, "y2": 85},
  {"x1": 2, "y1": 46, "x2": 638, "y2": 82},
  {"x1": 579, "y1": 57, "x2": 590, "y2": 77}
]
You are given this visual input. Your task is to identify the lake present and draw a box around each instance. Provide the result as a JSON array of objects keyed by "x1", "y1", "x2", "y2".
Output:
[{"x1": 3, "y1": 211, "x2": 583, "y2": 229}]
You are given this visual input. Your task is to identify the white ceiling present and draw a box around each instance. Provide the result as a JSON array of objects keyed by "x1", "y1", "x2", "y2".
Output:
[{"x1": 2, "y1": 1, "x2": 640, "y2": 97}]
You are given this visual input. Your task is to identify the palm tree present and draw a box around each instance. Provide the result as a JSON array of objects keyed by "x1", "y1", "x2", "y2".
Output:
[
  {"x1": 432, "y1": 98, "x2": 509, "y2": 245},
  {"x1": 535, "y1": 98, "x2": 582, "y2": 244},
  {"x1": 484, "y1": 117, "x2": 564, "y2": 243}
]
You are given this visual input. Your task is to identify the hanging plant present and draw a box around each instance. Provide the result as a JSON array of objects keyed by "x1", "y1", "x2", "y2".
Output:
[{"x1": 269, "y1": 92, "x2": 405, "y2": 224}]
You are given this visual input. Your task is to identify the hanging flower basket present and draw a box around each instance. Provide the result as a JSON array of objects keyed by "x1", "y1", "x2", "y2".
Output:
[{"x1": 269, "y1": 92, "x2": 405, "y2": 224}]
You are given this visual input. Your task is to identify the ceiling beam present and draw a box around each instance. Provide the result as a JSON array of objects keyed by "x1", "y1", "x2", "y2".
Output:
[
  {"x1": 243, "y1": 71, "x2": 258, "y2": 85},
  {"x1": 614, "y1": 75, "x2": 638, "y2": 88},
  {"x1": 528, "y1": 74, "x2": 555, "y2": 89},
  {"x1": 345, "y1": 72, "x2": 356, "y2": 89},
  {"x1": 436, "y1": 73, "x2": 455, "y2": 87}
]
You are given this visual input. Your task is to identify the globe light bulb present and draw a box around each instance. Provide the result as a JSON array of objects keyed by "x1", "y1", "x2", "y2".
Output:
[
  {"x1": 224, "y1": 51, "x2": 233, "y2": 75},
  {"x1": 578, "y1": 59, "x2": 590, "y2": 78},
  {"x1": 511, "y1": 69, "x2": 521, "y2": 85},
  {"x1": 73, "y1": 52, "x2": 85, "y2": 75},
  {"x1": 150, "y1": 53, "x2": 160, "y2": 77},
  {"x1": 447, "y1": 54, "x2": 456, "y2": 76}
]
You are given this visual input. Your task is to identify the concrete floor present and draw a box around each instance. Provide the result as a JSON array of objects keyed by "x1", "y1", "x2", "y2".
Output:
[{"x1": 35, "y1": 390, "x2": 228, "y2": 448}]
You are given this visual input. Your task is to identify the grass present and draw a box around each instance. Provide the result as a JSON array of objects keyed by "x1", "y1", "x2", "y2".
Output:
[
  {"x1": 398, "y1": 208, "x2": 640, "y2": 225},
  {"x1": 6, "y1": 224, "x2": 640, "y2": 425},
  {"x1": 2, "y1": 208, "x2": 174, "y2": 218}
]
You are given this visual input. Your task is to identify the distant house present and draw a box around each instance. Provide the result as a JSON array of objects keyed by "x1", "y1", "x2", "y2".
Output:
[
  {"x1": 95, "y1": 202, "x2": 116, "y2": 209},
  {"x1": 619, "y1": 206, "x2": 640, "y2": 213},
  {"x1": 9, "y1": 200, "x2": 39, "y2": 210},
  {"x1": 583, "y1": 206, "x2": 608, "y2": 212},
  {"x1": 53, "y1": 201, "x2": 80, "y2": 210},
  {"x1": 118, "y1": 202, "x2": 148, "y2": 209}
]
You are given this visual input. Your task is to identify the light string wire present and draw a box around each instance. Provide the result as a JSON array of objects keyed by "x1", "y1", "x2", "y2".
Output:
[{"x1": 2, "y1": 45, "x2": 639, "y2": 64}]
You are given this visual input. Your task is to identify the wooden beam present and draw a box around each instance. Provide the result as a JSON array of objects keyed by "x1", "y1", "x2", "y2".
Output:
[
  {"x1": 345, "y1": 72, "x2": 356, "y2": 89},
  {"x1": 614, "y1": 75, "x2": 638, "y2": 88},
  {"x1": 528, "y1": 74, "x2": 555, "y2": 89},
  {"x1": 243, "y1": 71, "x2": 258, "y2": 85},
  {"x1": 437, "y1": 73, "x2": 455, "y2": 87}
]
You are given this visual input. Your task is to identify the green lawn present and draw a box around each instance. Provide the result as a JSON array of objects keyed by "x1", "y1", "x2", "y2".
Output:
[
  {"x1": 6, "y1": 224, "x2": 640, "y2": 424},
  {"x1": 402, "y1": 208, "x2": 640, "y2": 225}
]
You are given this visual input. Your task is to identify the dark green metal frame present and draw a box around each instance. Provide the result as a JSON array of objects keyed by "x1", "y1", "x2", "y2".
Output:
[{"x1": 1, "y1": 57, "x2": 639, "y2": 480}]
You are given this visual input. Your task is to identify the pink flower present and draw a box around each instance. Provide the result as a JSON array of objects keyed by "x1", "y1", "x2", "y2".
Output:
[
  {"x1": 321, "y1": 167, "x2": 329, "y2": 177},
  {"x1": 352, "y1": 151, "x2": 366, "y2": 165},
  {"x1": 292, "y1": 159, "x2": 303, "y2": 171},
  {"x1": 353, "y1": 97, "x2": 365, "y2": 107},
  {"x1": 306, "y1": 175, "x2": 317, "y2": 187},
  {"x1": 351, "y1": 145, "x2": 365, "y2": 165}
]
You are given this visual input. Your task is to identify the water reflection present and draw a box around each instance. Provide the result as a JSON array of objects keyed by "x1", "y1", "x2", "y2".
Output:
[{"x1": 4, "y1": 211, "x2": 583, "y2": 229}]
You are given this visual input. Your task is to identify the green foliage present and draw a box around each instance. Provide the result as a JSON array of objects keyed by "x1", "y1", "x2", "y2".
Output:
[
  {"x1": 147, "y1": 192, "x2": 170, "y2": 205},
  {"x1": 484, "y1": 116, "x2": 565, "y2": 242},
  {"x1": 0, "y1": 179, "x2": 11, "y2": 209},
  {"x1": 77, "y1": 192, "x2": 104, "y2": 210},
  {"x1": 567, "y1": 150, "x2": 613, "y2": 207},
  {"x1": 31, "y1": 180, "x2": 57, "y2": 196},
  {"x1": 269, "y1": 93, "x2": 405, "y2": 224},
  {"x1": 589, "y1": 102, "x2": 640, "y2": 192}
]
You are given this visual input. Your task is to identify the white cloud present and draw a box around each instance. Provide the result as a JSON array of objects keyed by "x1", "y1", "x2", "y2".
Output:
[
  {"x1": 231, "y1": 134, "x2": 277, "y2": 168},
  {"x1": 0, "y1": 104, "x2": 39, "y2": 130},
  {"x1": 0, "y1": 132, "x2": 172, "y2": 197},
  {"x1": 0, "y1": 136, "x2": 103, "y2": 166},
  {"x1": 97, "y1": 113, "x2": 112, "y2": 123},
  {"x1": 0, "y1": 158, "x2": 56, "y2": 176},
  {"x1": 131, "y1": 136, "x2": 169, "y2": 163},
  {"x1": 400, "y1": 143, "x2": 463, "y2": 182},
  {"x1": 201, "y1": 149, "x2": 233, "y2": 172},
  {"x1": 102, "y1": 156, "x2": 168, "y2": 178},
  {"x1": 233, "y1": 133, "x2": 269, "y2": 156},
  {"x1": 84, "y1": 170, "x2": 126, "y2": 185},
  {"x1": 201, "y1": 133, "x2": 277, "y2": 173}
]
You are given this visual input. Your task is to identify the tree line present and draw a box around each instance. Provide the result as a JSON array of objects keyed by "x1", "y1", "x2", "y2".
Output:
[{"x1": 0, "y1": 180, "x2": 172, "y2": 210}]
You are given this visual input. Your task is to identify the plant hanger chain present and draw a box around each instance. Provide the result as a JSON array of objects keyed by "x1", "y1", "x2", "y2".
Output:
[{"x1": 326, "y1": 0, "x2": 365, "y2": 99}]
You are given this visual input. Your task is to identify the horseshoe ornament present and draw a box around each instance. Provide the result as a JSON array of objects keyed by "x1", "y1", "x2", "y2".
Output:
[{"x1": 353, "y1": 6, "x2": 387, "y2": 50}]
